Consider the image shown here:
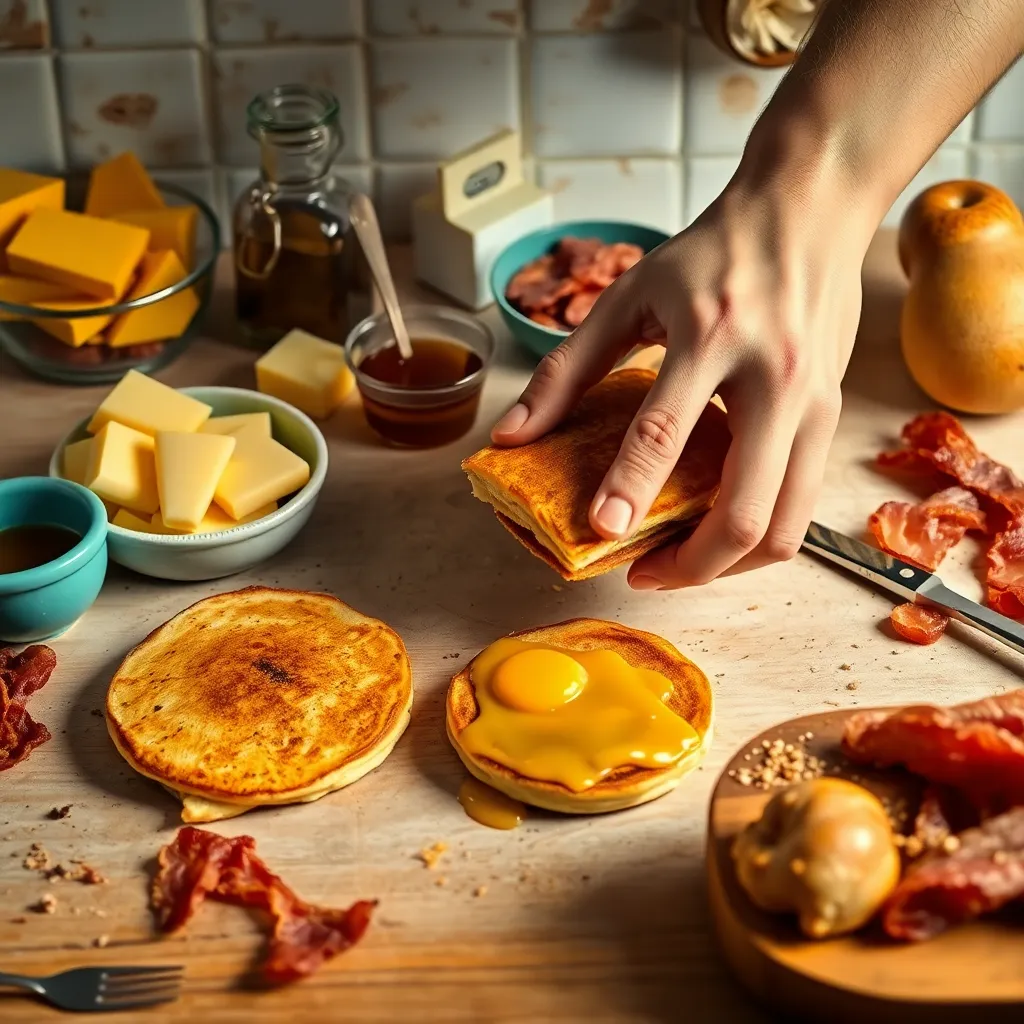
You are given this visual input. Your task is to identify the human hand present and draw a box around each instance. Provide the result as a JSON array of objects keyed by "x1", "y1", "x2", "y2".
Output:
[{"x1": 491, "y1": 173, "x2": 871, "y2": 591}]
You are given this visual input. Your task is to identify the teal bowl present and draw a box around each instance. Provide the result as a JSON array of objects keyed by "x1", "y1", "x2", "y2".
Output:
[
  {"x1": 490, "y1": 220, "x2": 671, "y2": 360},
  {"x1": 0, "y1": 477, "x2": 108, "y2": 643}
]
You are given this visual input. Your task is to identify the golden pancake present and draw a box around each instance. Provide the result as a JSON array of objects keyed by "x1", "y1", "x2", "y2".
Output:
[
  {"x1": 446, "y1": 618, "x2": 713, "y2": 814},
  {"x1": 106, "y1": 586, "x2": 412, "y2": 822},
  {"x1": 462, "y1": 369, "x2": 731, "y2": 580}
]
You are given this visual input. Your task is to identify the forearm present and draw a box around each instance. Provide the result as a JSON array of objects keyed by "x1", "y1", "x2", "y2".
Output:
[{"x1": 739, "y1": 0, "x2": 1024, "y2": 226}]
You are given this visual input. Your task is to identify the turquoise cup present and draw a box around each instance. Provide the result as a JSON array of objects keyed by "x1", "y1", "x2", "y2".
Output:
[{"x1": 0, "y1": 477, "x2": 108, "y2": 643}]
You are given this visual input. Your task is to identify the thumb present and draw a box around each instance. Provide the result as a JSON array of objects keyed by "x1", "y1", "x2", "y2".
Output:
[{"x1": 491, "y1": 280, "x2": 641, "y2": 447}]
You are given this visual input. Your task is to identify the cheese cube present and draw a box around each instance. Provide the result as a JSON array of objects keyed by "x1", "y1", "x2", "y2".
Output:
[
  {"x1": 62, "y1": 437, "x2": 94, "y2": 485},
  {"x1": 0, "y1": 274, "x2": 81, "y2": 320},
  {"x1": 31, "y1": 298, "x2": 113, "y2": 347},
  {"x1": 255, "y1": 328, "x2": 354, "y2": 420},
  {"x1": 86, "y1": 421, "x2": 159, "y2": 515},
  {"x1": 214, "y1": 432, "x2": 310, "y2": 520},
  {"x1": 0, "y1": 169, "x2": 64, "y2": 268},
  {"x1": 155, "y1": 431, "x2": 236, "y2": 532},
  {"x1": 108, "y1": 206, "x2": 198, "y2": 269},
  {"x1": 88, "y1": 370, "x2": 211, "y2": 436},
  {"x1": 112, "y1": 508, "x2": 158, "y2": 533},
  {"x1": 105, "y1": 250, "x2": 199, "y2": 347},
  {"x1": 152, "y1": 500, "x2": 277, "y2": 535},
  {"x1": 6, "y1": 208, "x2": 149, "y2": 301},
  {"x1": 84, "y1": 152, "x2": 164, "y2": 218},
  {"x1": 200, "y1": 412, "x2": 272, "y2": 439}
]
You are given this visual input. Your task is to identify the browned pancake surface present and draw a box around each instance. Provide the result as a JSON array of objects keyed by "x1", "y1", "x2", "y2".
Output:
[
  {"x1": 462, "y1": 369, "x2": 731, "y2": 573},
  {"x1": 446, "y1": 618, "x2": 712, "y2": 800},
  {"x1": 107, "y1": 587, "x2": 411, "y2": 800}
]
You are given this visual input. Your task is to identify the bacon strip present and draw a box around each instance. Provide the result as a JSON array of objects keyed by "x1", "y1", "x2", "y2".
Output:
[
  {"x1": 889, "y1": 603, "x2": 948, "y2": 645},
  {"x1": 153, "y1": 827, "x2": 375, "y2": 984},
  {"x1": 0, "y1": 645, "x2": 57, "y2": 772},
  {"x1": 987, "y1": 516, "x2": 1024, "y2": 620},
  {"x1": 842, "y1": 690, "x2": 1024, "y2": 810},
  {"x1": 884, "y1": 806, "x2": 1024, "y2": 941}
]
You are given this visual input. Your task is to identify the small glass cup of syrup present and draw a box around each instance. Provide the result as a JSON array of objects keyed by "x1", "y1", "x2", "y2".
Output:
[{"x1": 344, "y1": 305, "x2": 495, "y2": 448}]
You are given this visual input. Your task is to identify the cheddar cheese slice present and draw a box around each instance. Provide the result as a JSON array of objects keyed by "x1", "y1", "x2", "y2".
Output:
[
  {"x1": 199, "y1": 412, "x2": 272, "y2": 439},
  {"x1": 155, "y1": 431, "x2": 236, "y2": 532},
  {"x1": 214, "y1": 431, "x2": 309, "y2": 520},
  {"x1": 62, "y1": 437, "x2": 94, "y2": 485},
  {"x1": 108, "y1": 206, "x2": 198, "y2": 269},
  {"x1": 112, "y1": 508, "x2": 159, "y2": 533},
  {"x1": 0, "y1": 275, "x2": 81, "y2": 319},
  {"x1": 88, "y1": 370, "x2": 211, "y2": 437},
  {"x1": 255, "y1": 328, "x2": 353, "y2": 419},
  {"x1": 86, "y1": 421, "x2": 159, "y2": 515},
  {"x1": 0, "y1": 169, "x2": 64, "y2": 268},
  {"x1": 84, "y1": 152, "x2": 164, "y2": 218},
  {"x1": 151, "y1": 500, "x2": 277, "y2": 535},
  {"x1": 105, "y1": 250, "x2": 199, "y2": 347}
]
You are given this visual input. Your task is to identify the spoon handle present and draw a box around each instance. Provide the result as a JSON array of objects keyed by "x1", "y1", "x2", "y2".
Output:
[{"x1": 348, "y1": 192, "x2": 414, "y2": 361}]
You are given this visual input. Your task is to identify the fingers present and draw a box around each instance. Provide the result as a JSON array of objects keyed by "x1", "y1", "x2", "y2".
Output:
[
  {"x1": 491, "y1": 282, "x2": 639, "y2": 447},
  {"x1": 588, "y1": 349, "x2": 716, "y2": 540},
  {"x1": 626, "y1": 391, "x2": 799, "y2": 590}
]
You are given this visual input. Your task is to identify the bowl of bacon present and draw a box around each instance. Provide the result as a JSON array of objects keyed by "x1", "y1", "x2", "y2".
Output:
[{"x1": 490, "y1": 221, "x2": 670, "y2": 360}]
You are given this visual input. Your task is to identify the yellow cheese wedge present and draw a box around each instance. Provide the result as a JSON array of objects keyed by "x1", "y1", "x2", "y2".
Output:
[
  {"x1": 155, "y1": 431, "x2": 236, "y2": 532},
  {"x1": 88, "y1": 369, "x2": 211, "y2": 436},
  {"x1": 0, "y1": 275, "x2": 82, "y2": 320},
  {"x1": 31, "y1": 298, "x2": 113, "y2": 347},
  {"x1": 214, "y1": 431, "x2": 310, "y2": 520},
  {"x1": 85, "y1": 420, "x2": 159, "y2": 515},
  {"x1": 6, "y1": 208, "x2": 150, "y2": 301},
  {"x1": 255, "y1": 328, "x2": 354, "y2": 419},
  {"x1": 84, "y1": 152, "x2": 164, "y2": 218},
  {"x1": 108, "y1": 206, "x2": 198, "y2": 269},
  {"x1": 62, "y1": 437, "x2": 94, "y2": 485},
  {"x1": 152, "y1": 500, "x2": 277, "y2": 535},
  {"x1": 0, "y1": 169, "x2": 64, "y2": 269},
  {"x1": 199, "y1": 412, "x2": 272, "y2": 439},
  {"x1": 105, "y1": 250, "x2": 199, "y2": 348},
  {"x1": 112, "y1": 508, "x2": 158, "y2": 533}
]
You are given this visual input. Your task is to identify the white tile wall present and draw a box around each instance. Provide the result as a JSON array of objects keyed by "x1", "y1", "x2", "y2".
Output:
[
  {"x1": 0, "y1": 1, "x2": 1021, "y2": 242},
  {"x1": 882, "y1": 144, "x2": 971, "y2": 229}
]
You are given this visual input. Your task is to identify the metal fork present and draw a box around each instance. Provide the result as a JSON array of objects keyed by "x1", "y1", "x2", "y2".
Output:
[{"x1": 0, "y1": 965, "x2": 183, "y2": 1013}]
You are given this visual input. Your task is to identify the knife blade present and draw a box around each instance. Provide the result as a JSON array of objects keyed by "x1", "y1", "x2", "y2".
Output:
[{"x1": 801, "y1": 521, "x2": 1024, "y2": 657}]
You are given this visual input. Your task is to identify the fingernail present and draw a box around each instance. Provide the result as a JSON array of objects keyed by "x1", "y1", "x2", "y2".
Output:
[
  {"x1": 494, "y1": 403, "x2": 529, "y2": 435},
  {"x1": 629, "y1": 575, "x2": 664, "y2": 592},
  {"x1": 593, "y1": 495, "x2": 633, "y2": 538}
]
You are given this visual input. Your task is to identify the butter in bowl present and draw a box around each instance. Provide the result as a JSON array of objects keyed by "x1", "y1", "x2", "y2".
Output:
[{"x1": 49, "y1": 371, "x2": 327, "y2": 582}]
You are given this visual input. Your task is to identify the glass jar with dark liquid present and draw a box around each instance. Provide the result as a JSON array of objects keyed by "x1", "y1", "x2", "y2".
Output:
[{"x1": 233, "y1": 85, "x2": 371, "y2": 348}]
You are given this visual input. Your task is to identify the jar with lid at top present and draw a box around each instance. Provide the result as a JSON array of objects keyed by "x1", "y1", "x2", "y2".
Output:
[{"x1": 233, "y1": 84, "x2": 372, "y2": 349}]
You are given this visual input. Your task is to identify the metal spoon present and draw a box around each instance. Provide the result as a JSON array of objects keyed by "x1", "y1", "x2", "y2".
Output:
[{"x1": 347, "y1": 191, "x2": 414, "y2": 361}]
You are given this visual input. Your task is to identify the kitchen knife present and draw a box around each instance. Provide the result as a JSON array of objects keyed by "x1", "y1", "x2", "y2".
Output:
[{"x1": 802, "y1": 521, "x2": 1024, "y2": 657}]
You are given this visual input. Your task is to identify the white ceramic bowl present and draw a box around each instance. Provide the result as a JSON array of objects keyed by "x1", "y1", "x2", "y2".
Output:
[{"x1": 48, "y1": 386, "x2": 328, "y2": 582}]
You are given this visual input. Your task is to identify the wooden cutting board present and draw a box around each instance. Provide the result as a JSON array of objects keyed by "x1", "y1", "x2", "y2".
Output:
[{"x1": 707, "y1": 709, "x2": 1024, "y2": 1024}]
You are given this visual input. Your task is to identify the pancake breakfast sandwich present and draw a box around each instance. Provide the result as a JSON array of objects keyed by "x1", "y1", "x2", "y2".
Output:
[
  {"x1": 106, "y1": 586, "x2": 412, "y2": 822},
  {"x1": 447, "y1": 618, "x2": 713, "y2": 815},
  {"x1": 462, "y1": 368, "x2": 731, "y2": 580}
]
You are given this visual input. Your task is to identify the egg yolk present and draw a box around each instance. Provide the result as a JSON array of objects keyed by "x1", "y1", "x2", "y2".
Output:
[
  {"x1": 491, "y1": 649, "x2": 587, "y2": 712},
  {"x1": 460, "y1": 638, "x2": 699, "y2": 793}
]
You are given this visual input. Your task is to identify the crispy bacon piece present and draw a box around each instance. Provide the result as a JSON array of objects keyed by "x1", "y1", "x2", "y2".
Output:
[
  {"x1": 0, "y1": 645, "x2": 57, "y2": 772},
  {"x1": 987, "y1": 516, "x2": 1024, "y2": 620},
  {"x1": 564, "y1": 288, "x2": 602, "y2": 327},
  {"x1": 878, "y1": 412, "x2": 1024, "y2": 518},
  {"x1": 883, "y1": 806, "x2": 1024, "y2": 941},
  {"x1": 528, "y1": 310, "x2": 562, "y2": 329},
  {"x1": 890, "y1": 603, "x2": 949, "y2": 645},
  {"x1": 153, "y1": 827, "x2": 375, "y2": 984},
  {"x1": 869, "y1": 487, "x2": 986, "y2": 571},
  {"x1": 843, "y1": 690, "x2": 1024, "y2": 809}
]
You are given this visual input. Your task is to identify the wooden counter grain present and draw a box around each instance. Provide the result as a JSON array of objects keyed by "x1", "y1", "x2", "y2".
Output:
[{"x1": 1, "y1": 236, "x2": 1021, "y2": 1024}]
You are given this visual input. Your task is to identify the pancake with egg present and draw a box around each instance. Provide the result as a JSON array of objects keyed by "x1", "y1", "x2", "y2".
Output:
[
  {"x1": 446, "y1": 618, "x2": 713, "y2": 814},
  {"x1": 462, "y1": 369, "x2": 731, "y2": 581},
  {"x1": 106, "y1": 586, "x2": 412, "y2": 823}
]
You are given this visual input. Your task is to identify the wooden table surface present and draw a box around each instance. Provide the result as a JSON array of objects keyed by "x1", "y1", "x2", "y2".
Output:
[{"x1": 1, "y1": 237, "x2": 1022, "y2": 1024}]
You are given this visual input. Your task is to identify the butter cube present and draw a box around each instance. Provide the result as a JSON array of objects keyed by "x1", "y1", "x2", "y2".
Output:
[
  {"x1": 152, "y1": 500, "x2": 277, "y2": 535},
  {"x1": 84, "y1": 152, "x2": 164, "y2": 218},
  {"x1": 0, "y1": 274, "x2": 81, "y2": 320},
  {"x1": 31, "y1": 298, "x2": 113, "y2": 347},
  {"x1": 112, "y1": 508, "x2": 158, "y2": 533},
  {"x1": 6, "y1": 208, "x2": 150, "y2": 301},
  {"x1": 155, "y1": 431, "x2": 236, "y2": 532},
  {"x1": 105, "y1": 250, "x2": 199, "y2": 347},
  {"x1": 88, "y1": 370, "x2": 211, "y2": 437},
  {"x1": 214, "y1": 432, "x2": 310, "y2": 520},
  {"x1": 255, "y1": 328, "x2": 353, "y2": 420},
  {"x1": 0, "y1": 169, "x2": 64, "y2": 268},
  {"x1": 86, "y1": 421, "x2": 159, "y2": 515},
  {"x1": 62, "y1": 437, "x2": 94, "y2": 485},
  {"x1": 200, "y1": 412, "x2": 272, "y2": 439},
  {"x1": 108, "y1": 206, "x2": 198, "y2": 269}
]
